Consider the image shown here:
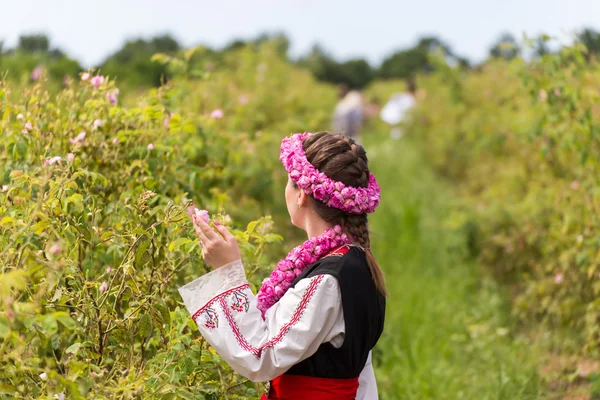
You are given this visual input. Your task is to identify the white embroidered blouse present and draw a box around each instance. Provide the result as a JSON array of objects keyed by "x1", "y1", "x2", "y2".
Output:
[{"x1": 178, "y1": 259, "x2": 379, "y2": 400}]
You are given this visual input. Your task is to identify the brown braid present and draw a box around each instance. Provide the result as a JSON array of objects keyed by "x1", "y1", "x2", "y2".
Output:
[{"x1": 296, "y1": 132, "x2": 387, "y2": 296}]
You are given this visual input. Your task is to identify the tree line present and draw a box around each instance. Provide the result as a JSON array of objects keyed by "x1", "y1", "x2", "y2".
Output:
[{"x1": 1, "y1": 29, "x2": 600, "y2": 89}]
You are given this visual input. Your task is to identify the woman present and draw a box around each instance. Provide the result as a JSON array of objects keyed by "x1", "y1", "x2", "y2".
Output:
[
  {"x1": 178, "y1": 132, "x2": 386, "y2": 399},
  {"x1": 332, "y1": 89, "x2": 365, "y2": 144}
]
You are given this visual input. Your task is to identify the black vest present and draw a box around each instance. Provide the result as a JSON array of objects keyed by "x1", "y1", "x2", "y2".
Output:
[{"x1": 285, "y1": 246, "x2": 386, "y2": 379}]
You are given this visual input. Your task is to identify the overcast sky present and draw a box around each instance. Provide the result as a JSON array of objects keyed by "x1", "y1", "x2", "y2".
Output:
[{"x1": 1, "y1": 0, "x2": 599, "y2": 66}]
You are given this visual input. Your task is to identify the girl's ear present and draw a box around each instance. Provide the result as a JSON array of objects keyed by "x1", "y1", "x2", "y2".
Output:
[{"x1": 298, "y1": 190, "x2": 308, "y2": 208}]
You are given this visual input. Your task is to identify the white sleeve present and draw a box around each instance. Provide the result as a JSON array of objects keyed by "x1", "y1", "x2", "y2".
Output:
[
  {"x1": 178, "y1": 260, "x2": 345, "y2": 382},
  {"x1": 356, "y1": 351, "x2": 379, "y2": 400}
]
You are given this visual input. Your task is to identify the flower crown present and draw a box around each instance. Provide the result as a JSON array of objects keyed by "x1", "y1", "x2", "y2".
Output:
[{"x1": 279, "y1": 132, "x2": 381, "y2": 214}]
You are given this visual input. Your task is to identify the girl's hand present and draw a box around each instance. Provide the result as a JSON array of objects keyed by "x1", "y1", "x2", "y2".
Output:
[{"x1": 192, "y1": 215, "x2": 241, "y2": 269}]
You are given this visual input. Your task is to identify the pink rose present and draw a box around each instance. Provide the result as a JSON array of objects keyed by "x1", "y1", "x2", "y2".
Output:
[
  {"x1": 147, "y1": 143, "x2": 154, "y2": 151},
  {"x1": 274, "y1": 286, "x2": 285, "y2": 297},
  {"x1": 570, "y1": 181, "x2": 579, "y2": 190},
  {"x1": 285, "y1": 271, "x2": 296, "y2": 281},
  {"x1": 193, "y1": 209, "x2": 210, "y2": 223},
  {"x1": 281, "y1": 260, "x2": 294, "y2": 271},
  {"x1": 297, "y1": 176, "x2": 310, "y2": 188},
  {"x1": 270, "y1": 270, "x2": 284, "y2": 284},
  {"x1": 554, "y1": 273, "x2": 564, "y2": 284},
  {"x1": 263, "y1": 285, "x2": 275, "y2": 296},
  {"x1": 100, "y1": 281, "x2": 108, "y2": 293},
  {"x1": 341, "y1": 187, "x2": 353, "y2": 198},
  {"x1": 70, "y1": 131, "x2": 86, "y2": 144},
  {"x1": 66, "y1": 153, "x2": 75, "y2": 163},
  {"x1": 313, "y1": 185, "x2": 328, "y2": 199},
  {"x1": 81, "y1": 72, "x2": 90, "y2": 81},
  {"x1": 112, "y1": 137, "x2": 118, "y2": 144},
  {"x1": 298, "y1": 252, "x2": 313, "y2": 264},
  {"x1": 163, "y1": 113, "x2": 172, "y2": 128},
  {"x1": 330, "y1": 193, "x2": 345, "y2": 209},
  {"x1": 289, "y1": 248, "x2": 301, "y2": 259},
  {"x1": 91, "y1": 75, "x2": 105, "y2": 88},
  {"x1": 31, "y1": 66, "x2": 43, "y2": 82},
  {"x1": 44, "y1": 156, "x2": 62, "y2": 166},
  {"x1": 49, "y1": 243, "x2": 61, "y2": 255},
  {"x1": 210, "y1": 109, "x2": 224, "y2": 119},
  {"x1": 106, "y1": 89, "x2": 119, "y2": 106}
]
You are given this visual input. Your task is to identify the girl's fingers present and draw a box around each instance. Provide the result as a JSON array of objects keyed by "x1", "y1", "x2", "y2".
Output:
[
  {"x1": 193, "y1": 216, "x2": 211, "y2": 244},
  {"x1": 194, "y1": 215, "x2": 218, "y2": 242},
  {"x1": 214, "y1": 222, "x2": 236, "y2": 242}
]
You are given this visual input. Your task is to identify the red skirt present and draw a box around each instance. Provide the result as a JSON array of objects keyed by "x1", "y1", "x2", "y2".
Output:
[{"x1": 260, "y1": 374, "x2": 359, "y2": 400}]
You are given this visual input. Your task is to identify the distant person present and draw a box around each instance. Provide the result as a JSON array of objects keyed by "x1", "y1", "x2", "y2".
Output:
[
  {"x1": 380, "y1": 79, "x2": 417, "y2": 139},
  {"x1": 332, "y1": 85, "x2": 365, "y2": 143}
]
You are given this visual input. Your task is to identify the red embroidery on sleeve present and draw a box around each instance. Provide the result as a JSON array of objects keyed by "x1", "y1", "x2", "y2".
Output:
[
  {"x1": 203, "y1": 307, "x2": 219, "y2": 329},
  {"x1": 262, "y1": 275, "x2": 324, "y2": 350},
  {"x1": 219, "y1": 275, "x2": 326, "y2": 359},
  {"x1": 191, "y1": 284, "x2": 250, "y2": 321},
  {"x1": 220, "y1": 297, "x2": 262, "y2": 358},
  {"x1": 231, "y1": 290, "x2": 250, "y2": 313}
]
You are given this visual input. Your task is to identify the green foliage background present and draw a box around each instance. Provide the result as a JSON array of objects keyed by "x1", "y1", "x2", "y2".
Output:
[{"x1": 2, "y1": 31, "x2": 600, "y2": 399}]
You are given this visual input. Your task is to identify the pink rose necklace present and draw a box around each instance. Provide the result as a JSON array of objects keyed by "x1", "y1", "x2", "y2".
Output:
[{"x1": 256, "y1": 224, "x2": 351, "y2": 317}]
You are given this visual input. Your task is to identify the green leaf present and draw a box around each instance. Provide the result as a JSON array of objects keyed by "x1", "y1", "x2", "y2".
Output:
[
  {"x1": 41, "y1": 315, "x2": 58, "y2": 335},
  {"x1": 68, "y1": 193, "x2": 84, "y2": 212},
  {"x1": 50, "y1": 287, "x2": 63, "y2": 303},
  {"x1": 175, "y1": 390, "x2": 195, "y2": 400},
  {"x1": 65, "y1": 342, "x2": 82, "y2": 356},
  {"x1": 135, "y1": 240, "x2": 150, "y2": 267},
  {"x1": 132, "y1": 228, "x2": 148, "y2": 236},
  {"x1": 0, "y1": 270, "x2": 28, "y2": 292},
  {"x1": 138, "y1": 313, "x2": 153, "y2": 338},
  {"x1": 154, "y1": 302, "x2": 171, "y2": 327},
  {"x1": 246, "y1": 221, "x2": 258, "y2": 234},
  {"x1": 168, "y1": 238, "x2": 191, "y2": 252},
  {"x1": 32, "y1": 219, "x2": 50, "y2": 235},
  {"x1": 100, "y1": 231, "x2": 114, "y2": 240},
  {"x1": 0, "y1": 383, "x2": 16, "y2": 394},
  {"x1": 52, "y1": 312, "x2": 77, "y2": 330},
  {"x1": 35, "y1": 326, "x2": 48, "y2": 347},
  {"x1": 264, "y1": 233, "x2": 284, "y2": 243},
  {"x1": 16, "y1": 141, "x2": 27, "y2": 158},
  {"x1": 0, "y1": 317, "x2": 10, "y2": 338}
]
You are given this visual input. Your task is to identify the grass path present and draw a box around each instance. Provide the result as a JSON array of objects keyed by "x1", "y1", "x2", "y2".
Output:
[{"x1": 365, "y1": 133, "x2": 545, "y2": 400}]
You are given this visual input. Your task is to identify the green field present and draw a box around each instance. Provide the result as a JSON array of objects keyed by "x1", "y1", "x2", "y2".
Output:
[{"x1": 365, "y1": 132, "x2": 545, "y2": 399}]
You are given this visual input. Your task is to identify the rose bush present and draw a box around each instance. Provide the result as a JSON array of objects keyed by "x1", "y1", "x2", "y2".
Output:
[
  {"x1": 398, "y1": 41, "x2": 600, "y2": 355},
  {"x1": 0, "y1": 44, "x2": 336, "y2": 399}
]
